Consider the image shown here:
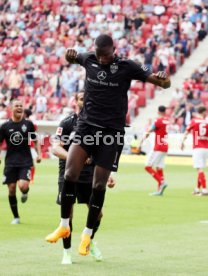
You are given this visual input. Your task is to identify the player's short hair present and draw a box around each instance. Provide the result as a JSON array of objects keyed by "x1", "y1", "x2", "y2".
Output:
[
  {"x1": 95, "y1": 34, "x2": 113, "y2": 48},
  {"x1": 75, "y1": 90, "x2": 84, "y2": 101},
  {"x1": 11, "y1": 99, "x2": 22, "y2": 107},
  {"x1": 198, "y1": 106, "x2": 206, "y2": 114},
  {"x1": 158, "y1": 105, "x2": 166, "y2": 113}
]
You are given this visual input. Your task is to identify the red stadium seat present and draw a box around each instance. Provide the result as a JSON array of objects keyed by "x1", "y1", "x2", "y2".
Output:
[
  {"x1": 41, "y1": 64, "x2": 50, "y2": 73},
  {"x1": 201, "y1": 93, "x2": 208, "y2": 104},
  {"x1": 130, "y1": 82, "x2": 144, "y2": 93},
  {"x1": 136, "y1": 91, "x2": 146, "y2": 107},
  {"x1": 148, "y1": 16, "x2": 159, "y2": 25},
  {"x1": 41, "y1": 135, "x2": 51, "y2": 159},
  {"x1": 49, "y1": 63, "x2": 60, "y2": 73},
  {"x1": 145, "y1": 83, "x2": 155, "y2": 99},
  {"x1": 34, "y1": 79, "x2": 44, "y2": 90},
  {"x1": 140, "y1": 24, "x2": 152, "y2": 39},
  {"x1": 47, "y1": 55, "x2": 59, "y2": 64},
  {"x1": 24, "y1": 47, "x2": 35, "y2": 55},
  {"x1": 160, "y1": 16, "x2": 169, "y2": 25}
]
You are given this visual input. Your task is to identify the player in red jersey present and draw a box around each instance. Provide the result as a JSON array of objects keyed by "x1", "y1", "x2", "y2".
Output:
[
  {"x1": 139, "y1": 106, "x2": 169, "y2": 196},
  {"x1": 181, "y1": 106, "x2": 208, "y2": 196}
]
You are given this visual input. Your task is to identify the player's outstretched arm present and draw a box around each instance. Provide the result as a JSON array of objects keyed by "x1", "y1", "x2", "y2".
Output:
[
  {"x1": 65, "y1": 48, "x2": 79, "y2": 64},
  {"x1": 34, "y1": 139, "x2": 42, "y2": 163},
  {"x1": 146, "y1": 71, "x2": 171, "y2": 89},
  {"x1": 52, "y1": 140, "x2": 68, "y2": 160},
  {"x1": 138, "y1": 132, "x2": 151, "y2": 153}
]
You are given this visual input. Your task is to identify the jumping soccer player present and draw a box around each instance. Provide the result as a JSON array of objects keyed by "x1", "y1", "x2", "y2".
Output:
[
  {"x1": 181, "y1": 106, "x2": 208, "y2": 196},
  {"x1": 139, "y1": 106, "x2": 169, "y2": 196},
  {"x1": 0, "y1": 100, "x2": 41, "y2": 224},
  {"x1": 46, "y1": 34, "x2": 171, "y2": 255}
]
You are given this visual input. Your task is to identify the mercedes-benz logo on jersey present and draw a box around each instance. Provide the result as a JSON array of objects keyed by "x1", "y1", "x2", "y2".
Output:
[
  {"x1": 10, "y1": 131, "x2": 23, "y2": 145},
  {"x1": 97, "y1": 71, "x2": 107, "y2": 81}
]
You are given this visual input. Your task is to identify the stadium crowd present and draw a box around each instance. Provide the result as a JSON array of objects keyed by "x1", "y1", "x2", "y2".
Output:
[
  {"x1": 166, "y1": 58, "x2": 208, "y2": 132},
  {"x1": 0, "y1": 0, "x2": 208, "y2": 123}
]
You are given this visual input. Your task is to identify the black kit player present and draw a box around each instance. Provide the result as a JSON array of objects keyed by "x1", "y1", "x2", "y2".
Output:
[
  {"x1": 0, "y1": 100, "x2": 41, "y2": 224},
  {"x1": 46, "y1": 34, "x2": 171, "y2": 256},
  {"x1": 52, "y1": 92, "x2": 115, "y2": 264}
]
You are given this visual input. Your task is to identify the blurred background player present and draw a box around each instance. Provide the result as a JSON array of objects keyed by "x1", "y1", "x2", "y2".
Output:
[
  {"x1": 139, "y1": 106, "x2": 169, "y2": 196},
  {"x1": 24, "y1": 109, "x2": 37, "y2": 184},
  {"x1": 0, "y1": 100, "x2": 41, "y2": 224},
  {"x1": 181, "y1": 106, "x2": 208, "y2": 196},
  {"x1": 51, "y1": 91, "x2": 115, "y2": 264}
]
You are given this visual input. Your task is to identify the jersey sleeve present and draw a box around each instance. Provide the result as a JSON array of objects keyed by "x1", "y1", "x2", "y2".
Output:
[
  {"x1": 152, "y1": 119, "x2": 159, "y2": 131},
  {"x1": 127, "y1": 60, "x2": 152, "y2": 82},
  {"x1": 76, "y1": 52, "x2": 91, "y2": 67},
  {"x1": 55, "y1": 117, "x2": 74, "y2": 143},
  {"x1": 0, "y1": 123, "x2": 5, "y2": 143},
  {"x1": 29, "y1": 121, "x2": 37, "y2": 140},
  {"x1": 149, "y1": 123, "x2": 156, "y2": 132}
]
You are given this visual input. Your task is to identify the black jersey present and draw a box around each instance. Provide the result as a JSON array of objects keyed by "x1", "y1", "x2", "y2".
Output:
[
  {"x1": 55, "y1": 113, "x2": 94, "y2": 183},
  {"x1": 76, "y1": 52, "x2": 151, "y2": 130},
  {"x1": 0, "y1": 118, "x2": 36, "y2": 167}
]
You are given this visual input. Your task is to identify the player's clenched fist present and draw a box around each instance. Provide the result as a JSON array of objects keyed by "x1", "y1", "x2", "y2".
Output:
[
  {"x1": 152, "y1": 71, "x2": 170, "y2": 89},
  {"x1": 65, "y1": 48, "x2": 78, "y2": 63},
  {"x1": 107, "y1": 175, "x2": 116, "y2": 188}
]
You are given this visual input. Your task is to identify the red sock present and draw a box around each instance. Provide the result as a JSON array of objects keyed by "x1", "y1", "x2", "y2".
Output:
[
  {"x1": 31, "y1": 166, "x2": 35, "y2": 183},
  {"x1": 197, "y1": 172, "x2": 202, "y2": 189},
  {"x1": 199, "y1": 172, "x2": 206, "y2": 189},
  {"x1": 145, "y1": 166, "x2": 162, "y2": 189},
  {"x1": 156, "y1": 168, "x2": 164, "y2": 188}
]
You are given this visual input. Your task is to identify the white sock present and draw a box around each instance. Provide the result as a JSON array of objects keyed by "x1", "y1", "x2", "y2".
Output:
[
  {"x1": 63, "y1": 248, "x2": 71, "y2": 254},
  {"x1": 60, "y1": 218, "x2": 69, "y2": 228},
  {"x1": 83, "y1": 227, "x2": 93, "y2": 236},
  {"x1": 202, "y1": 188, "x2": 208, "y2": 193}
]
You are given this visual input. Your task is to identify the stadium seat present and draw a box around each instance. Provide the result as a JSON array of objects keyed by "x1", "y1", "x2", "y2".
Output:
[
  {"x1": 148, "y1": 16, "x2": 159, "y2": 25},
  {"x1": 145, "y1": 83, "x2": 155, "y2": 99},
  {"x1": 24, "y1": 47, "x2": 35, "y2": 55},
  {"x1": 131, "y1": 82, "x2": 144, "y2": 93},
  {"x1": 141, "y1": 24, "x2": 152, "y2": 39},
  {"x1": 47, "y1": 55, "x2": 59, "y2": 64},
  {"x1": 160, "y1": 16, "x2": 169, "y2": 25},
  {"x1": 34, "y1": 79, "x2": 44, "y2": 91},
  {"x1": 201, "y1": 93, "x2": 208, "y2": 104},
  {"x1": 137, "y1": 91, "x2": 146, "y2": 107},
  {"x1": 49, "y1": 63, "x2": 60, "y2": 73}
]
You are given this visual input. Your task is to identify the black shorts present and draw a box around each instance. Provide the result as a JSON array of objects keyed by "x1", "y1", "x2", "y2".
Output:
[
  {"x1": 73, "y1": 122, "x2": 125, "y2": 172},
  {"x1": 3, "y1": 166, "x2": 31, "y2": 185},
  {"x1": 56, "y1": 176, "x2": 92, "y2": 205}
]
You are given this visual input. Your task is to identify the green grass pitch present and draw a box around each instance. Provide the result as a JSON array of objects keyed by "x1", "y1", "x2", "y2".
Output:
[{"x1": 0, "y1": 158, "x2": 208, "y2": 276}]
